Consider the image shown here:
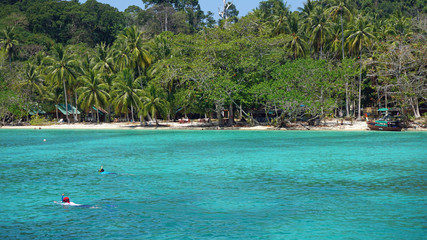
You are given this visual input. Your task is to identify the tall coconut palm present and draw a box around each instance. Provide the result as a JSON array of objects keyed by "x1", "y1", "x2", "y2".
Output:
[
  {"x1": 298, "y1": 0, "x2": 316, "y2": 20},
  {"x1": 328, "y1": 24, "x2": 343, "y2": 58},
  {"x1": 272, "y1": 14, "x2": 289, "y2": 36},
  {"x1": 345, "y1": 15, "x2": 376, "y2": 120},
  {"x1": 0, "y1": 26, "x2": 19, "y2": 68},
  {"x1": 327, "y1": 0, "x2": 352, "y2": 59},
  {"x1": 309, "y1": 7, "x2": 332, "y2": 58},
  {"x1": 118, "y1": 26, "x2": 152, "y2": 77},
  {"x1": 140, "y1": 84, "x2": 168, "y2": 126},
  {"x1": 45, "y1": 44, "x2": 80, "y2": 123},
  {"x1": 93, "y1": 42, "x2": 115, "y2": 74},
  {"x1": 112, "y1": 69, "x2": 143, "y2": 122},
  {"x1": 298, "y1": 0, "x2": 317, "y2": 33},
  {"x1": 102, "y1": 73, "x2": 115, "y2": 122},
  {"x1": 20, "y1": 63, "x2": 44, "y2": 102},
  {"x1": 286, "y1": 14, "x2": 307, "y2": 59},
  {"x1": 77, "y1": 69, "x2": 109, "y2": 123},
  {"x1": 112, "y1": 40, "x2": 131, "y2": 73}
]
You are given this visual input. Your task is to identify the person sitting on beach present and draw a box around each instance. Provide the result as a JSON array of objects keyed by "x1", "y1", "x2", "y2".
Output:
[{"x1": 98, "y1": 166, "x2": 105, "y2": 173}]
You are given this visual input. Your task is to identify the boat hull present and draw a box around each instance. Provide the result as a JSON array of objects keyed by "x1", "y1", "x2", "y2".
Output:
[{"x1": 367, "y1": 121, "x2": 402, "y2": 131}]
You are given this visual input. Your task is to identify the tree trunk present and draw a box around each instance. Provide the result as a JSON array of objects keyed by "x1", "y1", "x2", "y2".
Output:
[
  {"x1": 410, "y1": 97, "x2": 421, "y2": 119},
  {"x1": 216, "y1": 103, "x2": 223, "y2": 127},
  {"x1": 265, "y1": 108, "x2": 269, "y2": 124},
  {"x1": 228, "y1": 103, "x2": 234, "y2": 126},
  {"x1": 320, "y1": 87, "x2": 324, "y2": 116},
  {"x1": 155, "y1": 110, "x2": 159, "y2": 126},
  {"x1": 131, "y1": 104, "x2": 134, "y2": 122},
  {"x1": 96, "y1": 107, "x2": 100, "y2": 123},
  {"x1": 385, "y1": 92, "x2": 388, "y2": 109},
  {"x1": 62, "y1": 78, "x2": 69, "y2": 123},
  {"x1": 320, "y1": 44, "x2": 323, "y2": 59},
  {"x1": 345, "y1": 81, "x2": 350, "y2": 117},
  {"x1": 165, "y1": 12, "x2": 168, "y2": 32},
  {"x1": 107, "y1": 105, "x2": 111, "y2": 123},
  {"x1": 341, "y1": 14, "x2": 345, "y2": 59},
  {"x1": 357, "y1": 51, "x2": 362, "y2": 120},
  {"x1": 74, "y1": 92, "x2": 78, "y2": 122}
]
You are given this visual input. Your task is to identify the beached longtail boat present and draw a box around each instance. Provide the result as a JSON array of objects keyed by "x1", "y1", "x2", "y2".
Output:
[{"x1": 366, "y1": 108, "x2": 402, "y2": 131}]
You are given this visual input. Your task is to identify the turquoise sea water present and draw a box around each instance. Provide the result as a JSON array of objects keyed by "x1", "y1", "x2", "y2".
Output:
[{"x1": 0, "y1": 129, "x2": 426, "y2": 239}]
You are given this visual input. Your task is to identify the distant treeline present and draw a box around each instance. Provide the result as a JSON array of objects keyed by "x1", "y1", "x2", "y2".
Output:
[{"x1": 0, "y1": 0, "x2": 425, "y2": 126}]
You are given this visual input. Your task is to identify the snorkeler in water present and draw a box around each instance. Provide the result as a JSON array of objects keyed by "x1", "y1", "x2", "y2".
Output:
[
  {"x1": 53, "y1": 193, "x2": 79, "y2": 206},
  {"x1": 98, "y1": 166, "x2": 117, "y2": 174},
  {"x1": 62, "y1": 193, "x2": 70, "y2": 203},
  {"x1": 54, "y1": 194, "x2": 98, "y2": 208}
]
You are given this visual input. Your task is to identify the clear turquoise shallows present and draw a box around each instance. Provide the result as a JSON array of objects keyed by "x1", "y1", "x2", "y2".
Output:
[{"x1": 0, "y1": 130, "x2": 426, "y2": 239}]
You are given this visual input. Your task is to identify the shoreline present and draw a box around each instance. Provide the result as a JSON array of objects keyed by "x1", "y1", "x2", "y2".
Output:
[{"x1": 1, "y1": 120, "x2": 426, "y2": 131}]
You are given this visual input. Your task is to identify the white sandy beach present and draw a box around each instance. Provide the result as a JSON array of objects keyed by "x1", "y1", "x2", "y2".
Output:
[{"x1": 1, "y1": 119, "x2": 425, "y2": 131}]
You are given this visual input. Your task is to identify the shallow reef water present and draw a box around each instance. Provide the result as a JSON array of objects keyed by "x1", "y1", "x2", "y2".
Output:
[{"x1": 0, "y1": 129, "x2": 425, "y2": 239}]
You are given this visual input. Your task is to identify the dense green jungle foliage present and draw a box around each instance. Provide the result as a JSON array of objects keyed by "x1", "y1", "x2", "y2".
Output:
[{"x1": 0, "y1": 0, "x2": 425, "y2": 126}]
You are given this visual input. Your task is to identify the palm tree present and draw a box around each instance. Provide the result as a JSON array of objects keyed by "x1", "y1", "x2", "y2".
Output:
[
  {"x1": 285, "y1": 14, "x2": 307, "y2": 59},
  {"x1": 298, "y1": 0, "x2": 317, "y2": 33},
  {"x1": 327, "y1": 0, "x2": 352, "y2": 59},
  {"x1": 44, "y1": 86, "x2": 63, "y2": 121},
  {"x1": 272, "y1": 14, "x2": 289, "y2": 36},
  {"x1": 20, "y1": 63, "x2": 44, "y2": 102},
  {"x1": 309, "y1": 7, "x2": 332, "y2": 58},
  {"x1": 45, "y1": 44, "x2": 80, "y2": 123},
  {"x1": 112, "y1": 40, "x2": 131, "y2": 73},
  {"x1": 140, "y1": 84, "x2": 168, "y2": 126},
  {"x1": 345, "y1": 15, "x2": 376, "y2": 120},
  {"x1": 77, "y1": 69, "x2": 109, "y2": 123},
  {"x1": 102, "y1": 73, "x2": 115, "y2": 122},
  {"x1": 390, "y1": 11, "x2": 413, "y2": 40},
  {"x1": 371, "y1": 15, "x2": 395, "y2": 41},
  {"x1": 93, "y1": 42, "x2": 115, "y2": 74},
  {"x1": 112, "y1": 69, "x2": 143, "y2": 122},
  {"x1": 118, "y1": 26, "x2": 152, "y2": 77},
  {"x1": 298, "y1": 0, "x2": 316, "y2": 20},
  {"x1": 0, "y1": 26, "x2": 19, "y2": 68},
  {"x1": 328, "y1": 24, "x2": 343, "y2": 58}
]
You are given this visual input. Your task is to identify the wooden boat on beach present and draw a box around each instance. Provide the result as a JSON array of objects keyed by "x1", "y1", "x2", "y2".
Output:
[
  {"x1": 366, "y1": 108, "x2": 402, "y2": 131},
  {"x1": 367, "y1": 120, "x2": 402, "y2": 131}
]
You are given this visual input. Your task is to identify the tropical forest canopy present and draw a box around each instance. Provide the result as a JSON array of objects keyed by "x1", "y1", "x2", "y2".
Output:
[{"x1": 0, "y1": 0, "x2": 425, "y2": 126}]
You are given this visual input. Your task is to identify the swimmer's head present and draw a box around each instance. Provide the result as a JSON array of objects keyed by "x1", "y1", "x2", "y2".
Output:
[{"x1": 63, "y1": 197, "x2": 70, "y2": 203}]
